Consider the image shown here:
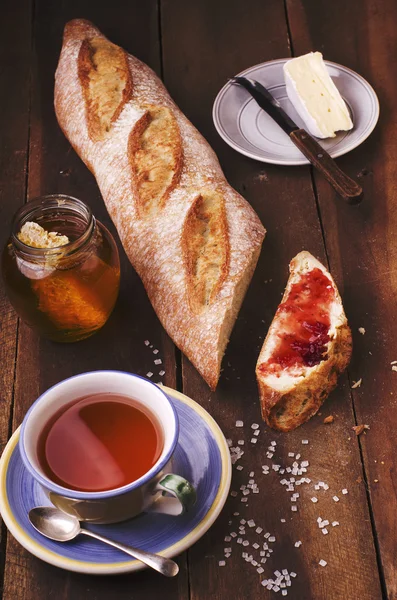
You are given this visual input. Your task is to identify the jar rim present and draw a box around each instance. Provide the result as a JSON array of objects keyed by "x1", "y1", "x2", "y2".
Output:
[{"x1": 11, "y1": 194, "x2": 94, "y2": 259}]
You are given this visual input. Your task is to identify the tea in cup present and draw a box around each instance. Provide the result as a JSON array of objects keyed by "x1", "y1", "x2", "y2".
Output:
[{"x1": 19, "y1": 371, "x2": 196, "y2": 524}]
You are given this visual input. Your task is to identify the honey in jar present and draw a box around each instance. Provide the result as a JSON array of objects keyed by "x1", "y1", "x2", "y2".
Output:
[{"x1": 2, "y1": 195, "x2": 120, "y2": 342}]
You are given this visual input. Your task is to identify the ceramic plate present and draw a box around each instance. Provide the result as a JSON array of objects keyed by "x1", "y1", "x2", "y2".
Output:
[
  {"x1": 213, "y1": 58, "x2": 379, "y2": 165},
  {"x1": 0, "y1": 387, "x2": 231, "y2": 575}
]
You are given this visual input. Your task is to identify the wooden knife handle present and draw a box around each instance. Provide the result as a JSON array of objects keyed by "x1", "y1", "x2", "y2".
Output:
[{"x1": 290, "y1": 129, "x2": 363, "y2": 205}]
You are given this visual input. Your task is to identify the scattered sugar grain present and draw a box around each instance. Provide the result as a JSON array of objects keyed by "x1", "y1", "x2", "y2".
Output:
[
  {"x1": 251, "y1": 438, "x2": 257, "y2": 444},
  {"x1": 322, "y1": 528, "x2": 328, "y2": 535},
  {"x1": 256, "y1": 527, "x2": 263, "y2": 534},
  {"x1": 311, "y1": 497, "x2": 318, "y2": 503},
  {"x1": 254, "y1": 430, "x2": 260, "y2": 436},
  {"x1": 319, "y1": 560, "x2": 327, "y2": 567},
  {"x1": 332, "y1": 521, "x2": 339, "y2": 527},
  {"x1": 294, "y1": 541, "x2": 302, "y2": 548},
  {"x1": 236, "y1": 465, "x2": 243, "y2": 471},
  {"x1": 218, "y1": 560, "x2": 226, "y2": 566},
  {"x1": 235, "y1": 420, "x2": 244, "y2": 427},
  {"x1": 251, "y1": 423, "x2": 259, "y2": 430},
  {"x1": 154, "y1": 359, "x2": 162, "y2": 365},
  {"x1": 333, "y1": 496, "x2": 340, "y2": 502},
  {"x1": 280, "y1": 518, "x2": 286, "y2": 523},
  {"x1": 237, "y1": 440, "x2": 244, "y2": 445},
  {"x1": 146, "y1": 372, "x2": 153, "y2": 378},
  {"x1": 224, "y1": 536, "x2": 231, "y2": 542},
  {"x1": 342, "y1": 488, "x2": 348, "y2": 495},
  {"x1": 144, "y1": 340, "x2": 150, "y2": 346},
  {"x1": 159, "y1": 370, "x2": 165, "y2": 376},
  {"x1": 153, "y1": 349, "x2": 159, "y2": 355}
]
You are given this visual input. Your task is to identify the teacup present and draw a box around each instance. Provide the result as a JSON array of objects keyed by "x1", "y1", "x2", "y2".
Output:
[{"x1": 19, "y1": 371, "x2": 196, "y2": 524}]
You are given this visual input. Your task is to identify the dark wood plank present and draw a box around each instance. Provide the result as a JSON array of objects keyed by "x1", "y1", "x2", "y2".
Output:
[
  {"x1": 0, "y1": 0, "x2": 32, "y2": 454},
  {"x1": 161, "y1": 0, "x2": 382, "y2": 598},
  {"x1": 2, "y1": 1, "x2": 186, "y2": 599},
  {"x1": 0, "y1": 0, "x2": 32, "y2": 591},
  {"x1": 286, "y1": 0, "x2": 397, "y2": 597}
]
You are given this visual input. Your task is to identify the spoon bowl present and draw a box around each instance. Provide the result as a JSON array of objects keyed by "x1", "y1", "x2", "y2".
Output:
[
  {"x1": 29, "y1": 506, "x2": 179, "y2": 577},
  {"x1": 29, "y1": 506, "x2": 81, "y2": 541}
]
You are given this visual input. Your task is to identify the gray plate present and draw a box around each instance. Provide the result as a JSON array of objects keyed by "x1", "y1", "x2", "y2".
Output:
[{"x1": 213, "y1": 58, "x2": 379, "y2": 166}]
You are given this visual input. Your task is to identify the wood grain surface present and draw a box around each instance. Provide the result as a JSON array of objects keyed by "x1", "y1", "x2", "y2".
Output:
[
  {"x1": 286, "y1": 1, "x2": 397, "y2": 598},
  {"x1": 0, "y1": 0, "x2": 32, "y2": 594},
  {"x1": 0, "y1": 0, "x2": 395, "y2": 598}
]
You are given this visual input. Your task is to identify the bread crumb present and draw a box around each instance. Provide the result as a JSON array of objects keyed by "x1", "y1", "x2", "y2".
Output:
[
  {"x1": 358, "y1": 327, "x2": 366, "y2": 335},
  {"x1": 323, "y1": 415, "x2": 334, "y2": 424},
  {"x1": 352, "y1": 424, "x2": 370, "y2": 436},
  {"x1": 18, "y1": 221, "x2": 69, "y2": 248},
  {"x1": 351, "y1": 378, "x2": 362, "y2": 388}
]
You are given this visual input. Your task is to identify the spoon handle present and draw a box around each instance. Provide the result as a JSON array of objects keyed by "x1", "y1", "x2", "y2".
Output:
[{"x1": 80, "y1": 529, "x2": 179, "y2": 577}]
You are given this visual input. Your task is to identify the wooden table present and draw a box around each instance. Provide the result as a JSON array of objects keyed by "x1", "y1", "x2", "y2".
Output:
[{"x1": 1, "y1": 0, "x2": 395, "y2": 598}]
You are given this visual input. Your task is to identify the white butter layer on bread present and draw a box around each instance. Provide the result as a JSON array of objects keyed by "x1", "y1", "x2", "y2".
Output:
[{"x1": 284, "y1": 52, "x2": 353, "y2": 139}]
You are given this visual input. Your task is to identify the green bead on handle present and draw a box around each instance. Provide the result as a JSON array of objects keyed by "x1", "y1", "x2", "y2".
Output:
[{"x1": 156, "y1": 474, "x2": 197, "y2": 514}]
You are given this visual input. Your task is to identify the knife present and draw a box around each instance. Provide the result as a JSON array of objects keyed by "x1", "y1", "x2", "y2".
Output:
[{"x1": 230, "y1": 76, "x2": 363, "y2": 205}]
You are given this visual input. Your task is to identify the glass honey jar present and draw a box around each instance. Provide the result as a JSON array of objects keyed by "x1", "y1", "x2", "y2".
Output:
[{"x1": 2, "y1": 195, "x2": 120, "y2": 342}]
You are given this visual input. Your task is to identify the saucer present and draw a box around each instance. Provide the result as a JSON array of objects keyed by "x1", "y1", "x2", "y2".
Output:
[
  {"x1": 0, "y1": 387, "x2": 231, "y2": 575},
  {"x1": 213, "y1": 58, "x2": 379, "y2": 165}
]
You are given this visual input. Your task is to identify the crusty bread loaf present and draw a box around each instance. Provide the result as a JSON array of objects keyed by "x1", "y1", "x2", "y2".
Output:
[
  {"x1": 55, "y1": 19, "x2": 265, "y2": 389},
  {"x1": 256, "y1": 252, "x2": 352, "y2": 431}
]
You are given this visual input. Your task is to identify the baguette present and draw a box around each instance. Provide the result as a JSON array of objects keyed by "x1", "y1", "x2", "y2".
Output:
[
  {"x1": 54, "y1": 20, "x2": 265, "y2": 389},
  {"x1": 256, "y1": 251, "x2": 352, "y2": 431}
]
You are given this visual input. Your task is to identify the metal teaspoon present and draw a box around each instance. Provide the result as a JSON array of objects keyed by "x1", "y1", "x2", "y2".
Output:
[{"x1": 29, "y1": 506, "x2": 179, "y2": 577}]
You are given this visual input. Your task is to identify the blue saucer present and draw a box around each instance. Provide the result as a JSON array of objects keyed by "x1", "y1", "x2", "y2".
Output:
[{"x1": 0, "y1": 387, "x2": 231, "y2": 574}]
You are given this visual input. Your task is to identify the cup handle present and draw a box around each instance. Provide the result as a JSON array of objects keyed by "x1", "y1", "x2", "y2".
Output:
[{"x1": 148, "y1": 474, "x2": 197, "y2": 516}]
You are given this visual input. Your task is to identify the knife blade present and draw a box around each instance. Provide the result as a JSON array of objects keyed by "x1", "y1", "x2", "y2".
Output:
[{"x1": 230, "y1": 76, "x2": 363, "y2": 204}]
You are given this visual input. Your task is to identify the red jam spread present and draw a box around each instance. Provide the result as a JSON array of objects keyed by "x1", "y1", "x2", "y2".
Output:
[{"x1": 259, "y1": 268, "x2": 335, "y2": 375}]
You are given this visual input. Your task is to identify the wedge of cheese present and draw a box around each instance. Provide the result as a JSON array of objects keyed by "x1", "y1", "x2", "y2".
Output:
[{"x1": 284, "y1": 52, "x2": 353, "y2": 139}]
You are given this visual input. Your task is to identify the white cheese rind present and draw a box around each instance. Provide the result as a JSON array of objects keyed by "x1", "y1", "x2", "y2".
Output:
[{"x1": 284, "y1": 52, "x2": 353, "y2": 139}]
